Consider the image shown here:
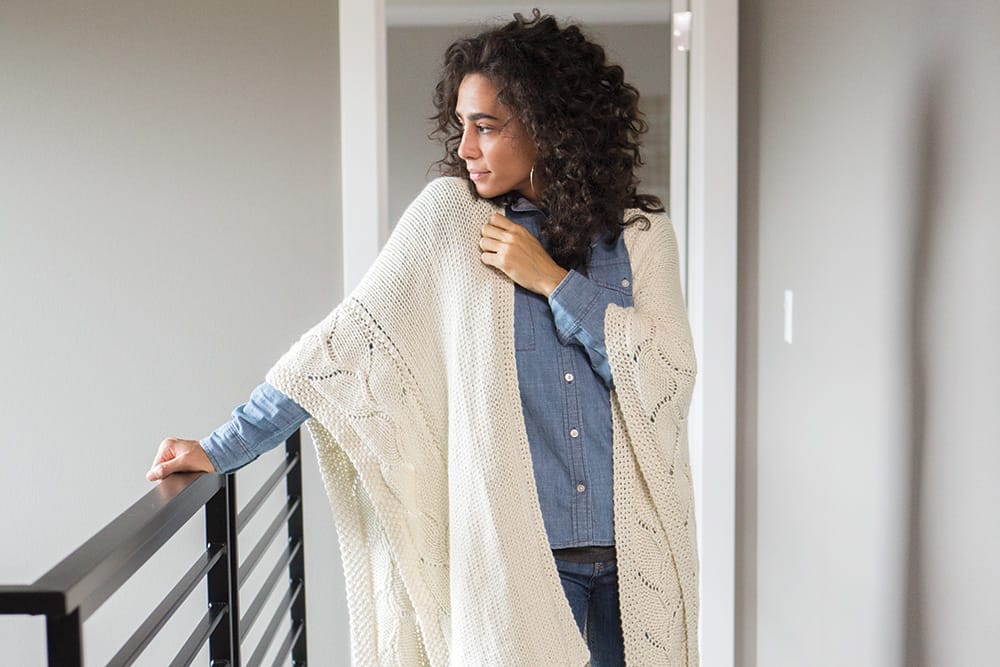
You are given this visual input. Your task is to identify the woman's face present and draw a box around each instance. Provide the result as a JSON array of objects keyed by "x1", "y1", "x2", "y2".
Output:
[{"x1": 455, "y1": 73, "x2": 539, "y2": 202}]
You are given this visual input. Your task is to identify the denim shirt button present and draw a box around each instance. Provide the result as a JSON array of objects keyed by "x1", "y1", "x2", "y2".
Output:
[
  {"x1": 621, "y1": 278, "x2": 630, "y2": 288},
  {"x1": 569, "y1": 428, "x2": 580, "y2": 438},
  {"x1": 576, "y1": 483, "x2": 586, "y2": 493},
  {"x1": 564, "y1": 372, "x2": 574, "y2": 383}
]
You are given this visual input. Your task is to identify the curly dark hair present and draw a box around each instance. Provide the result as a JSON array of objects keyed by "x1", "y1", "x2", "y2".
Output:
[{"x1": 431, "y1": 9, "x2": 663, "y2": 270}]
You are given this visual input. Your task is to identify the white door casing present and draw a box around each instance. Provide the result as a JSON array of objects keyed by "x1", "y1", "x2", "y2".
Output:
[{"x1": 340, "y1": 3, "x2": 740, "y2": 664}]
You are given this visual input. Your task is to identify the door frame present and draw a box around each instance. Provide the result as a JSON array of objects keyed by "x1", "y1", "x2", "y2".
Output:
[
  {"x1": 339, "y1": 3, "x2": 739, "y2": 665},
  {"x1": 674, "y1": 2, "x2": 739, "y2": 666}
]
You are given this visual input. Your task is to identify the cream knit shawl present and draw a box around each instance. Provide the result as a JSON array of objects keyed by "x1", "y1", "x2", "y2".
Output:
[{"x1": 266, "y1": 177, "x2": 698, "y2": 666}]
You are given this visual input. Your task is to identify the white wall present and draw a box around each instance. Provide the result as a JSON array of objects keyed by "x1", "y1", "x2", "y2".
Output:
[
  {"x1": 738, "y1": 1, "x2": 1000, "y2": 665},
  {"x1": 386, "y1": 21, "x2": 671, "y2": 224},
  {"x1": 0, "y1": 2, "x2": 349, "y2": 663}
]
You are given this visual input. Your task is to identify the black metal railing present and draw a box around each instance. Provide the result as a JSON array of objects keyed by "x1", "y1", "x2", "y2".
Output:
[{"x1": 0, "y1": 430, "x2": 308, "y2": 666}]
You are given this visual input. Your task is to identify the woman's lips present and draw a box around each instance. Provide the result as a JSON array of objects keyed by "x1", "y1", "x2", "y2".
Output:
[{"x1": 468, "y1": 170, "x2": 490, "y2": 181}]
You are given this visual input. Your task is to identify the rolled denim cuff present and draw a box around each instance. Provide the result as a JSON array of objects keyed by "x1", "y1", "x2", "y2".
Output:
[
  {"x1": 549, "y1": 270, "x2": 614, "y2": 386},
  {"x1": 200, "y1": 382, "x2": 311, "y2": 474},
  {"x1": 200, "y1": 421, "x2": 253, "y2": 474}
]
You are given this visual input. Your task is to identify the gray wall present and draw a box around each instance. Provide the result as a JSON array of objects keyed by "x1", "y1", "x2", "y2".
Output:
[
  {"x1": 738, "y1": 1, "x2": 1000, "y2": 665},
  {"x1": 387, "y1": 21, "x2": 671, "y2": 224},
  {"x1": 0, "y1": 2, "x2": 349, "y2": 663}
]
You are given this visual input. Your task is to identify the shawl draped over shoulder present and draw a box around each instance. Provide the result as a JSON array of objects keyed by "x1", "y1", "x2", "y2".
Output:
[{"x1": 266, "y1": 177, "x2": 698, "y2": 666}]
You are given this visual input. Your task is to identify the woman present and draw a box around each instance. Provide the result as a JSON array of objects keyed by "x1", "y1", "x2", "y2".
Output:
[{"x1": 148, "y1": 11, "x2": 697, "y2": 666}]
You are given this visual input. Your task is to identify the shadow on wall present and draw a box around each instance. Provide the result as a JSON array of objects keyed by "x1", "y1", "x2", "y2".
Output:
[
  {"x1": 902, "y1": 67, "x2": 936, "y2": 667},
  {"x1": 903, "y1": 22, "x2": 1000, "y2": 666}
]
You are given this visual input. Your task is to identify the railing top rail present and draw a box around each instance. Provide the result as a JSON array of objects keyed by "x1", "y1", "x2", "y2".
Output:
[{"x1": 0, "y1": 471, "x2": 224, "y2": 619}]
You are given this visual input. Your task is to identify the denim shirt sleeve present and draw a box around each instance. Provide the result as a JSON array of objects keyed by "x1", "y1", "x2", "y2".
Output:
[
  {"x1": 548, "y1": 269, "x2": 618, "y2": 388},
  {"x1": 200, "y1": 381, "x2": 311, "y2": 473}
]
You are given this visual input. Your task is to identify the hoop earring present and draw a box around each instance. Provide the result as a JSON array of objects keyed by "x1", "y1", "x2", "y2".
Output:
[{"x1": 529, "y1": 166, "x2": 536, "y2": 197}]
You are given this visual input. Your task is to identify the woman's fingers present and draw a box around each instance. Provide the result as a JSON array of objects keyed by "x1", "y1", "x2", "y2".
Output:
[
  {"x1": 479, "y1": 236, "x2": 501, "y2": 253},
  {"x1": 147, "y1": 438, "x2": 214, "y2": 481},
  {"x1": 481, "y1": 223, "x2": 513, "y2": 243},
  {"x1": 487, "y1": 212, "x2": 516, "y2": 229},
  {"x1": 478, "y1": 213, "x2": 567, "y2": 296},
  {"x1": 482, "y1": 212, "x2": 525, "y2": 241}
]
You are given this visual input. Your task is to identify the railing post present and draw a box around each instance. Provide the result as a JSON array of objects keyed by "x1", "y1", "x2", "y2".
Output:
[
  {"x1": 224, "y1": 475, "x2": 241, "y2": 663},
  {"x1": 206, "y1": 475, "x2": 240, "y2": 666},
  {"x1": 286, "y1": 431, "x2": 308, "y2": 665},
  {"x1": 46, "y1": 608, "x2": 83, "y2": 666}
]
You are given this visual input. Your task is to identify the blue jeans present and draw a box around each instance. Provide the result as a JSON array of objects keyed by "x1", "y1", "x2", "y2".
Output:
[{"x1": 554, "y1": 557, "x2": 626, "y2": 666}]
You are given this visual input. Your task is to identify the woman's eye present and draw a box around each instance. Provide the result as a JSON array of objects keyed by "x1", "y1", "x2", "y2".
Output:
[{"x1": 476, "y1": 125, "x2": 493, "y2": 134}]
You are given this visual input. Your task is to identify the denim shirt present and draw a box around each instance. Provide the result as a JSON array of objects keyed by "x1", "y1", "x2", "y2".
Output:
[
  {"x1": 201, "y1": 197, "x2": 633, "y2": 549},
  {"x1": 506, "y1": 198, "x2": 633, "y2": 548}
]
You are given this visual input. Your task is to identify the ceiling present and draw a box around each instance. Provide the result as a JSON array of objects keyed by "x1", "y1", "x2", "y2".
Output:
[{"x1": 385, "y1": 1, "x2": 671, "y2": 26}]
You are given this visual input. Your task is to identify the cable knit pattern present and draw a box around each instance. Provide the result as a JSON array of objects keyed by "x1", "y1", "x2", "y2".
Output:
[{"x1": 266, "y1": 177, "x2": 697, "y2": 666}]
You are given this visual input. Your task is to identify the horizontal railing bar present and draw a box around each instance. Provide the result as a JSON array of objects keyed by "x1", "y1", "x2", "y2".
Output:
[
  {"x1": 236, "y1": 453, "x2": 299, "y2": 533},
  {"x1": 269, "y1": 619, "x2": 304, "y2": 667},
  {"x1": 1, "y1": 432, "x2": 308, "y2": 662},
  {"x1": 240, "y1": 539, "x2": 302, "y2": 641},
  {"x1": 29, "y1": 472, "x2": 225, "y2": 621},
  {"x1": 0, "y1": 586, "x2": 65, "y2": 615},
  {"x1": 106, "y1": 543, "x2": 226, "y2": 667},
  {"x1": 0, "y1": 473, "x2": 223, "y2": 621},
  {"x1": 245, "y1": 581, "x2": 303, "y2": 667},
  {"x1": 237, "y1": 498, "x2": 300, "y2": 589},
  {"x1": 167, "y1": 603, "x2": 228, "y2": 667}
]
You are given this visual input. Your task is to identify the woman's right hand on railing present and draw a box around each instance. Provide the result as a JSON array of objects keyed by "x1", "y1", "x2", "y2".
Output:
[{"x1": 147, "y1": 438, "x2": 216, "y2": 481}]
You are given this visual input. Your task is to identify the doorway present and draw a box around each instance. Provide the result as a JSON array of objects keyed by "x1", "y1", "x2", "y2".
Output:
[{"x1": 338, "y1": 2, "x2": 739, "y2": 665}]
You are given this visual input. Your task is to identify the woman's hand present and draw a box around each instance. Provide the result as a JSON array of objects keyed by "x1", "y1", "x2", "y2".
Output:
[
  {"x1": 479, "y1": 213, "x2": 568, "y2": 297},
  {"x1": 147, "y1": 438, "x2": 216, "y2": 481}
]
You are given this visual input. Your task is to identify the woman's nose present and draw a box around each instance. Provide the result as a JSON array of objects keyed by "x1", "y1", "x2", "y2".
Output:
[{"x1": 457, "y1": 126, "x2": 479, "y2": 160}]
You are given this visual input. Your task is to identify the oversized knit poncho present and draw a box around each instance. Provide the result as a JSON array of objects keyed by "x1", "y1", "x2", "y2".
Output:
[{"x1": 266, "y1": 177, "x2": 699, "y2": 666}]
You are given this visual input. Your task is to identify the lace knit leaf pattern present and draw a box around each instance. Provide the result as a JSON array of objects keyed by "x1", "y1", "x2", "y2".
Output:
[
  {"x1": 267, "y1": 177, "x2": 698, "y2": 666},
  {"x1": 607, "y1": 214, "x2": 699, "y2": 666}
]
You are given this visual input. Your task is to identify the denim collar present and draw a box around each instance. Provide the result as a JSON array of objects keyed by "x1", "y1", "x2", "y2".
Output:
[{"x1": 509, "y1": 195, "x2": 541, "y2": 213}]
